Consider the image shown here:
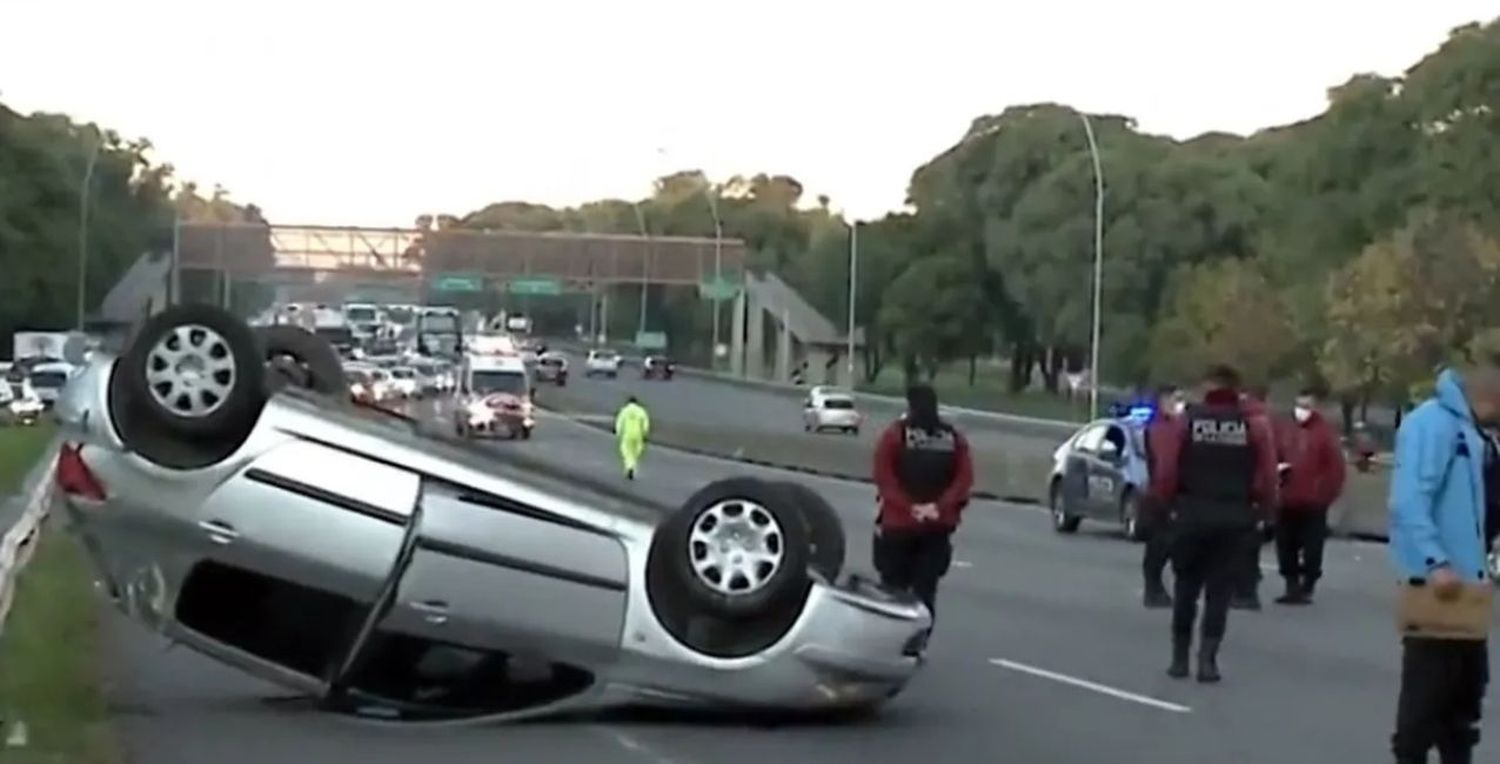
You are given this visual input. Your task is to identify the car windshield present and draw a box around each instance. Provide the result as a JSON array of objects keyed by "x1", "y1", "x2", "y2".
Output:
[
  {"x1": 422, "y1": 314, "x2": 459, "y2": 333},
  {"x1": 471, "y1": 370, "x2": 528, "y2": 396},
  {"x1": 370, "y1": 370, "x2": 389, "y2": 381},
  {"x1": 413, "y1": 364, "x2": 435, "y2": 375},
  {"x1": 822, "y1": 397, "x2": 855, "y2": 410},
  {"x1": 540, "y1": 357, "x2": 564, "y2": 367},
  {"x1": 30, "y1": 371, "x2": 67, "y2": 388},
  {"x1": 345, "y1": 307, "x2": 376, "y2": 322},
  {"x1": 392, "y1": 369, "x2": 414, "y2": 379},
  {"x1": 594, "y1": 352, "x2": 618, "y2": 361}
]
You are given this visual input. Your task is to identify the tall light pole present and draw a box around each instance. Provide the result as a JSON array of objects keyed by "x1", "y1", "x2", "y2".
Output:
[
  {"x1": 632, "y1": 201, "x2": 651, "y2": 340},
  {"x1": 1079, "y1": 113, "x2": 1106, "y2": 420},
  {"x1": 77, "y1": 136, "x2": 102, "y2": 329},
  {"x1": 846, "y1": 219, "x2": 859, "y2": 385},
  {"x1": 702, "y1": 175, "x2": 724, "y2": 367}
]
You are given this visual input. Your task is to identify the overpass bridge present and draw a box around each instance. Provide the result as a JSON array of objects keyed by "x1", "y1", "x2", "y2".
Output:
[{"x1": 139, "y1": 222, "x2": 862, "y2": 385}]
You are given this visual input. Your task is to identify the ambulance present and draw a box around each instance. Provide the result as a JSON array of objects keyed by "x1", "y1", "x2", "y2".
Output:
[{"x1": 454, "y1": 335, "x2": 535, "y2": 440}]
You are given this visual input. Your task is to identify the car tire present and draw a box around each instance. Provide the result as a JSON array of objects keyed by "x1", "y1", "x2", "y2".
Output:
[
  {"x1": 771, "y1": 480, "x2": 846, "y2": 582},
  {"x1": 116, "y1": 303, "x2": 266, "y2": 439},
  {"x1": 1050, "y1": 480, "x2": 1081, "y2": 534},
  {"x1": 521, "y1": 426, "x2": 532, "y2": 440},
  {"x1": 649, "y1": 477, "x2": 811, "y2": 621},
  {"x1": 255, "y1": 325, "x2": 344, "y2": 397}
]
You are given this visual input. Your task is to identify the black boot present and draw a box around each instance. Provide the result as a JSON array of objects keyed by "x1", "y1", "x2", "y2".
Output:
[
  {"x1": 1196, "y1": 638, "x2": 1222, "y2": 683},
  {"x1": 1230, "y1": 592, "x2": 1262, "y2": 611},
  {"x1": 1143, "y1": 584, "x2": 1172, "y2": 609},
  {"x1": 1274, "y1": 577, "x2": 1309, "y2": 605},
  {"x1": 1167, "y1": 635, "x2": 1191, "y2": 679},
  {"x1": 1301, "y1": 576, "x2": 1317, "y2": 601}
]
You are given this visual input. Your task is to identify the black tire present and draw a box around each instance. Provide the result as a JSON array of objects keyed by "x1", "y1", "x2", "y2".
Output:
[
  {"x1": 521, "y1": 426, "x2": 532, "y2": 440},
  {"x1": 1050, "y1": 480, "x2": 1081, "y2": 534},
  {"x1": 116, "y1": 303, "x2": 265, "y2": 439},
  {"x1": 255, "y1": 325, "x2": 344, "y2": 397},
  {"x1": 771, "y1": 480, "x2": 846, "y2": 582},
  {"x1": 648, "y1": 477, "x2": 811, "y2": 620}
]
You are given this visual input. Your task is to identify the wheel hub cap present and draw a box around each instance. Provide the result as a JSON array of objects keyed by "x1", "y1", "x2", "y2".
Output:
[
  {"x1": 145, "y1": 324, "x2": 236, "y2": 418},
  {"x1": 688, "y1": 499, "x2": 785, "y2": 596}
]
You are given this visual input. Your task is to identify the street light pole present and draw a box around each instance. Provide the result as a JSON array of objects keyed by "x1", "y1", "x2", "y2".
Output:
[
  {"x1": 77, "y1": 137, "x2": 102, "y2": 329},
  {"x1": 632, "y1": 202, "x2": 650, "y2": 340},
  {"x1": 846, "y1": 219, "x2": 858, "y2": 385},
  {"x1": 1079, "y1": 113, "x2": 1106, "y2": 421},
  {"x1": 706, "y1": 181, "x2": 724, "y2": 367}
]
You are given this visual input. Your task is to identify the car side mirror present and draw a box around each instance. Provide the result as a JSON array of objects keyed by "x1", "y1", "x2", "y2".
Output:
[{"x1": 1099, "y1": 440, "x2": 1122, "y2": 460}]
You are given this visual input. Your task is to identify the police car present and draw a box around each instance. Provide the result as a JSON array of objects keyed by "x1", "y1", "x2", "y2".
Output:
[{"x1": 1047, "y1": 402, "x2": 1155, "y2": 541}]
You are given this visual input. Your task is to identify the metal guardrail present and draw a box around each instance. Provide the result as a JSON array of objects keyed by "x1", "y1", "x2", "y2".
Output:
[{"x1": 0, "y1": 439, "x2": 60, "y2": 636}]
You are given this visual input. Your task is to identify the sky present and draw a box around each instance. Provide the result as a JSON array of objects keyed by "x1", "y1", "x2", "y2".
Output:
[{"x1": 1, "y1": 1, "x2": 1494, "y2": 226}]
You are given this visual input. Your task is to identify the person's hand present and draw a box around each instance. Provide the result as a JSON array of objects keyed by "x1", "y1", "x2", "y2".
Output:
[
  {"x1": 911, "y1": 503, "x2": 940, "y2": 522},
  {"x1": 1430, "y1": 565, "x2": 1463, "y2": 601}
]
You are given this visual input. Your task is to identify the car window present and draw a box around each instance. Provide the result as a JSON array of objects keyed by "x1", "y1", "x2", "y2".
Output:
[
  {"x1": 822, "y1": 397, "x2": 855, "y2": 410},
  {"x1": 1101, "y1": 425, "x2": 1127, "y2": 455},
  {"x1": 1073, "y1": 424, "x2": 1108, "y2": 453}
]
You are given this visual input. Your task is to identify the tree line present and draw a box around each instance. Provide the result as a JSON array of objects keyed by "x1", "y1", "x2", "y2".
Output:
[
  {"x1": 438, "y1": 18, "x2": 1498, "y2": 424},
  {"x1": 3, "y1": 16, "x2": 1495, "y2": 425},
  {"x1": 0, "y1": 100, "x2": 261, "y2": 355}
]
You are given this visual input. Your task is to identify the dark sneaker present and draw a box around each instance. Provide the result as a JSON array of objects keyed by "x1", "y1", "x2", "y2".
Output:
[{"x1": 1143, "y1": 589, "x2": 1173, "y2": 609}]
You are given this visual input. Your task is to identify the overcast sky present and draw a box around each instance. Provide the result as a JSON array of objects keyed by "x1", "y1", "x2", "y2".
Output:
[{"x1": 1, "y1": 1, "x2": 1493, "y2": 226}]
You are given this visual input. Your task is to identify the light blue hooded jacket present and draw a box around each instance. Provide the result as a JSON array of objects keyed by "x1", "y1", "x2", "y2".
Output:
[{"x1": 1388, "y1": 369, "x2": 1491, "y2": 582}]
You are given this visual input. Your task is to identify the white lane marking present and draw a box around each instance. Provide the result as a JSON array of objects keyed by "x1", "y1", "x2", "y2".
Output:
[
  {"x1": 953, "y1": 560, "x2": 973, "y2": 569},
  {"x1": 989, "y1": 658, "x2": 1192, "y2": 714},
  {"x1": 592, "y1": 726, "x2": 685, "y2": 764}
]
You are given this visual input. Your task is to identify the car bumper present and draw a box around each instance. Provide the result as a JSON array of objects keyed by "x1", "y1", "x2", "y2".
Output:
[{"x1": 813, "y1": 415, "x2": 861, "y2": 429}]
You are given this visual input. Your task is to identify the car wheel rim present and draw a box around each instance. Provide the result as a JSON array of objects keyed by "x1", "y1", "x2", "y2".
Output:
[
  {"x1": 687, "y1": 499, "x2": 785, "y2": 597},
  {"x1": 146, "y1": 324, "x2": 236, "y2": 418}
]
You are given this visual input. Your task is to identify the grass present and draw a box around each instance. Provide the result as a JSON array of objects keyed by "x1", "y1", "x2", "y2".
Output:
[
  {"x1": 0, "y1": 422, "x2": 122, "y2": 763},
  {"x1": 858, "y1": 364, "x2": 1092, "y2": 422}
]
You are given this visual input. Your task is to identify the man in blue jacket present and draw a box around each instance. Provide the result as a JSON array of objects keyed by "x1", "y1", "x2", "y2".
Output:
[{"x1": 1389, "y1": 365, "x2": 1500, "y2": 764}]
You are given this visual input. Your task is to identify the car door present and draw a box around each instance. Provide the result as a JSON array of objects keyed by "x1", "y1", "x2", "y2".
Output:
[
  {"x1": 1084, "y1": 425, "x2": 1129, "y2": 518},
  {"x1": 180, "y1": 439, "x2": 421, "y2": 690},
  {"x1": 373, "y1": 480, "x2": 629, "y2": 669},
  {"x1": 1061, "y1": 424, "x2": 1105, "y2": 514}
]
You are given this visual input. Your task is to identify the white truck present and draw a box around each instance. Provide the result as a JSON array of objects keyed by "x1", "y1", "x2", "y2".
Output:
[{"x1": 454, "y1": 350, "x2": 534, "y2": 439}]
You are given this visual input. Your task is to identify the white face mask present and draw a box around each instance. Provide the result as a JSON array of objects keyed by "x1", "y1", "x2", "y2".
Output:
[
  {"x1": 1172, "y1": 400, "x2": 1187, "y2": 415},
  {"x1": 1293, "y1": 406, "x2": 1313, "y2": 423}
]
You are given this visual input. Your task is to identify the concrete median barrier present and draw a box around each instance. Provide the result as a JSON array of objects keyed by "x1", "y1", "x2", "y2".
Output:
[{"x1": 536, "y1": 375, "x2": 1392, "y2": 540}]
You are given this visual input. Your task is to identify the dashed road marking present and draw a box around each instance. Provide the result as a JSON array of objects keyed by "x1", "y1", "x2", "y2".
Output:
[
  {"x1": 989, "y1": 658, "x2": 1192, "y2": 714},
  {"x1": 591, "y1": 726, "x2": 687, "y2": 764},
  {"x1": 953, "y1": 560, "x2": 974, "y2": 569}
]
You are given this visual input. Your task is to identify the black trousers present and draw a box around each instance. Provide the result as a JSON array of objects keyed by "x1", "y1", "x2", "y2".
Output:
[
  {"x1": 1392, "y1": 637, "x2": 1489, "y2": 762},
  {"x1": 1234, "y1": 524, "x2": 1266, "y2": 599},
  {"x1": 872, "y1": 528, "x2": 954, "y2": 617},
  {"x1": 1170, "y1": 524, "x2": 1242, "y2": 640},
  {"x1": 1142, "y1": 513, "x2": 1174, "y2": 591},
  {"x1": 1275, "y1": 506, "x2": 1329, "y2": 583}
]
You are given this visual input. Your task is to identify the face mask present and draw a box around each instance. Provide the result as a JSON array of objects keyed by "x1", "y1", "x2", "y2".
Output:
[
  {"x1": 1171, "y1": 400, "x2": 1187, "y2": 415},
  {"x1": 1294, "y1": 406, "x2": 1312, "y2": 423}
]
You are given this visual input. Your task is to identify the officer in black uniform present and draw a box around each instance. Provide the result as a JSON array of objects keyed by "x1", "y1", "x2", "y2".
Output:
[{"x1": 1147, "y1": 365, "x2": 1279, "y2": 683}]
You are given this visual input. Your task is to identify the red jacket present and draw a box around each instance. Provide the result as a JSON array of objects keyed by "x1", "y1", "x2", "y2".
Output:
[
  {"x1": 1147, "y1": 389, "x2": 1280, "y2": 517},
  {"x1": 1279, "y1": 411, "x2": 1346, "y2": 509},
  {"x1": 873, "y1": 421, "x2": 974, "y2": 531}
]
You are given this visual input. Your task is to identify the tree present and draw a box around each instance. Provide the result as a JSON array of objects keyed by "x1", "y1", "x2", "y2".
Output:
[
  {"x1": 1320, "y1": 211, "x2": 1500, "y2": 408},
  {"x1": 1148, "y1": 258, "x2": 1296, "y2": 388},
  {"x1": 876, "y1": 253, "x2": 987, "y2": 381}
]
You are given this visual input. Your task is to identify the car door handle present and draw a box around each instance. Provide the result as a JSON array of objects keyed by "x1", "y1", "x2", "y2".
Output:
[
  {"x1": 198, "y1": 519, "x2": 239, "y2": 545},
  {"x1": 410, "y1": 600, "x2": 449, "y2": 625}
]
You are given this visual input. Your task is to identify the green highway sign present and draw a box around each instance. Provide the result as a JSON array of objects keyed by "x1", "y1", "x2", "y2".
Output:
[
  {"x1": 506, "y1": 277, "x2": 563, "y2": 296},
  {"x1": 634, "y1": 331, "x2": 668, "y2": 350},
  {"x1": 431, "y1": 273, "x2": 484, "y2": 292},
  {"x1": 698, "y1": 279, "x2": 741, "y2": 301}
]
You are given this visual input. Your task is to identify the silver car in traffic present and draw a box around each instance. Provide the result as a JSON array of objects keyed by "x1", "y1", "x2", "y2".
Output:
[{"x1": 51, "y1": 305, "x2": 929, "y2": 723}]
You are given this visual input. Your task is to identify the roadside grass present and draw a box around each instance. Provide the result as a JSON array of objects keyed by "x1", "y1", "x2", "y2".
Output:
[
  {"x1": 0, "y1": 422, "x2": 122, "y2": 763},
  {"x1": 859, "y1": 365, "x2": 1091, "y2": 422}
]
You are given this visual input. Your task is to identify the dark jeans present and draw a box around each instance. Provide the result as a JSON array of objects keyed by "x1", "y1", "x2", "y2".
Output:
[
  {"x1": 1170, "y1": 524, "x2": 1241, "y2": 640},
  {"x1": 1275, "y1": 506, "x2": 1329, "y2": 583},
  {"x1": 873, "y1": 528, "x2": 954, "y2": 617},
  {"x1": 1393, "y1": 637, "x2": 1489, "y2": 763},
  {"x1": 1142, "y1": 512, "x2": 1174, "y2": 592}
]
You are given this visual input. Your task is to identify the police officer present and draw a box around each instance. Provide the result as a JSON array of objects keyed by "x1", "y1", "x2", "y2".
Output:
[
  {"x1": 1148, "y1": 365, "x2": 1279, "y2": 682},
  {"x1": 1142, "y1": 384, "x2": 1186, "y2": 608},
  {"x1": 872, "y1": 383, "x2": 975, "y2": 619}
]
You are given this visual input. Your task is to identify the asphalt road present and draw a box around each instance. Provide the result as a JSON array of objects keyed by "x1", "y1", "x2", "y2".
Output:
[
  {"x1": 544, "y1": 354, "x2": 1391, "y2": 537},
  {"x1": 97, "y1": 404, "x2": 1498, "y2": 763}
]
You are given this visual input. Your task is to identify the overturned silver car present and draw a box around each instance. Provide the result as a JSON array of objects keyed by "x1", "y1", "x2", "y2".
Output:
[{"x1": 51, "y1": 305, "x2": 930, "y2": 722}]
